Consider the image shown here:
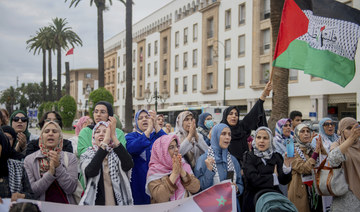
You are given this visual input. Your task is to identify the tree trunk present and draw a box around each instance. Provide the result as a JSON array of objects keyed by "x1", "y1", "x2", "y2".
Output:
[
  {"x1": 57, "y1": 46, "x2": 62, "y2": 100},
  {"x1": 42, "y1": 49, "x2": 47, "y2": 101},
  {"x1": 268, "y1": 0, "x2": 289, "y2": 132},
  {"x1": 65, "y1": 62, "x2": 70, "y2": 95},
  {"x1": 124, "y1": 0, "x2": 133, "y2": 133},
  {"x1": 48, "y1": 49, "x2": 53, "y2": 101},
  {"x1": 97, "y1": 0, "x2": 105, "y2": 88}
]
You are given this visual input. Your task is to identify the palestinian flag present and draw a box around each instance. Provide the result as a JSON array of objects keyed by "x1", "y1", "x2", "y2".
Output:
[{"x1": 273, "y1": 0, "x2": 360, "y2": 87}]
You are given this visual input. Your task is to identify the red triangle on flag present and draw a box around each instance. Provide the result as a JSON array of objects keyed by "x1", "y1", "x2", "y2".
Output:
[
  {"x1": 193, "y1": 182, "x2": 233, "y2": 212},
  {"x1": 66, "y1": 48, "x2": 74, "y2": 56}
]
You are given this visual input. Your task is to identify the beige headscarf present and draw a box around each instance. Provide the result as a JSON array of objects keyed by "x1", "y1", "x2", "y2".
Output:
[{"x1": 332, "y1": 117, "x2": 360, "y2": 200}]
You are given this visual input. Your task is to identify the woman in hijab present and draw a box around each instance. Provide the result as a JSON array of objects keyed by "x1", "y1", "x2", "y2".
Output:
[
  {"x1": 288, "y1": 124, "x2": 323, "y2": 212},
  {"x1": 10, "y1": 110, "x2": 31, "y2": 154},
  {"x1": 24, "y1": 121, "x2": 78, "y2": 204},
  {"x1": 273, "y1": 118, "x2": 293, "y2": 157},
  {"x1": 79, "y1": 120, "x2": 133, "y2": 206},
  {"x1": 220, "y1": 82, "x2": 271, "y2": 164},
  {"x1": 196, "y1": 112, "x2": 214, "y2": 146},
  {"x1": 77, "y1": 101, "x2": 126, "y2": 157},
  {"x1": 68, "y1": 116, "x2": 93, "y2": 156},
  {"x1": 311, "y1": 117, "x2": 339, "y2": 154},
  {"x1": 125, "y1": 109, "x2": 166, "y2": 205},
  {"x1": 172, "y1": 111, "x2": 208, "y2": 169},
  {"x1": 146, "y1": 134, "x2": 200, "y2": 203},
  {"x1": 0, "y1": 129, "x2": 33, "y2": 200},
  {"x1": 327, "y1": 117, "x2": 360, "y2": 211},
  {"x1": 195, "y1": 123, "x2": 244, "y2": 194},
  {"x1": 242, "y1": 126, "x2": 292, "y2": 212}
]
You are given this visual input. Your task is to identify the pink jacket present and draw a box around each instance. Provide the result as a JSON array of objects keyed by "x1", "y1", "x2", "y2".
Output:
[{"x1": 24, "y1": 150, "x2": 78, "y2": 204}]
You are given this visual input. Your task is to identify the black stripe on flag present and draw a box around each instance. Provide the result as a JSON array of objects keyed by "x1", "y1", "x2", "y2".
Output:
[{"x1": 294, "y1": 0, "x2": 360, "y2": 25}]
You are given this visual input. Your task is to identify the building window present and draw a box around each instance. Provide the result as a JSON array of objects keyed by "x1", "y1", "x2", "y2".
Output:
[
  {"x1": 183, "y1": 76, "x2": 188, "y2": 93},
  {"x1": 192, "y1": 75, "x2": 197, "y2": 92},
  {"x1": 139, "y1": 85, "x2": 143, "y2": 97},
  {"x1": 163, "y1": 37, "x2": 168, "y2": 54},
  {"x1": 239, "y1": 3, "x2": 246, "y2": 25},
  {"x1": 147, "y1": 83, "x2": 150, "y2": 90},
  {"x1": 193, "y1": 23, "x2": 198, "y2": 41},
  {"x1": 207, "y1": 45, "x2": 213, "y2": 66},
  {"x1": 122, "y1": 88, "x2": 125, "y2": 99},
  {"x1": 225, "y1": 69, "x2": 231, "y2": 88},
  {"x1": 261, "y1": 0, "x2": 270, "y2": 20},
  {"x1": 163, "y1": 80, "x2": 167, "y2": 90},
  {"x1": 123, "y1": 54, "x2": 126, "y2": 66},
  {"x1": 183, "y1": 52, "x2": 188, "y2": 69},
  {"x1": 154, "y1": 40, "x2": 158, "y2": 55},
  {"x1": 117, "y1": 56, "x2": 120, "y2": 67},
  {"x1": 175, "y1": 78, "x2": 179, "y2": 93},
  {"x1": 238, "y1": 35, "x2": 245, "y2": 56},
  {"x1": 193, "y1": 49, "x2": 198, "y2": 67},
  {"x1": 175, "y1": 31, "x2": 179, "y2": 47},
  {"x1": 117, "y1": 88, "x2": 120, "y2": 100},
  {"x1": 225, "y1": 9, "x2": 231, "y2": 29},
  {"x1": 132, "y1": 86, "x2": 135, "y2": 97},
  {"x1": 148, "y1": 43, "x2": 151, "y2": 57},
  {"x1": 132, "y1": 68, "x2": 135, "y2": 80},
  {"x1": 154, "y1": 82, "x2": 157, "y2": 92},
  {"x1": 289, "y1": 69, "x2": 298, "y2": 81},
  {"x1": 207, "y1": 73, "x2": 214, "y2": 89},
  {"x1": 261, "y1": 28, "x2": 271, "y2": 54},
  {"x1": 260, "y1": 63, "x2": 270, "y2": 84},
  {"x1": 184, "y1": 27, "x2": 188, "y2": 45},
  {"x1": 207, "y1": 17, "x2": 214, "y2": 38},
  {"x1": 85, "y1": 73, "x2": 92, "y2": 79},
  {"x1": 147, "y1": 63, "x2": 151, "y2": 77},
  {"x1": 238, "y1": 66, "x2": 245, "y2": 87},
  {"x1": 225, "y1": 39, "x2": 231, "y2": 59},
  {"x1": 117, "y1": 73, "x2": 120, "y2": 83},
  {"x1": 139, "y1": 47, "x2": 143, "y2": 62},
  {"x1": 163, "y1": 59, "x2": 167, "y2": 75},
  {"x1": 139, "y1": 66, "x2": 143, "y2": 80},
  {"x1": 154, "y1": 61, "x2": 158, "y2": 75},
  {"x1": 133, "y1": 50, "x2": 136, "y2": 62},
  {"x1": 175, "y1": 55, "x2": 179, "y2": 71},
  {"x1": 122, "y1": 71, "x2": 125, "y2": 82}
]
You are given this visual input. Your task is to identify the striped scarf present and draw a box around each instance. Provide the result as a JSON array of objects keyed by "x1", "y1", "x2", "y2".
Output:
[
  {"x1": 207, "y1": 146, "x2": 236, "y2": 184},
  {"x1": 7, "y1": 159, "x2": 23, "y2": 194}
]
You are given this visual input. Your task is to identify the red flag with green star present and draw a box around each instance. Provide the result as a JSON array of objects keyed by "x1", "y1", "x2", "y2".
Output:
[
  {"x1": 273, "y1": 0, "x2": 360, "y2": 87},
  {"x1": 193, "y1": 182, "x2": 233, "y2": 212}
]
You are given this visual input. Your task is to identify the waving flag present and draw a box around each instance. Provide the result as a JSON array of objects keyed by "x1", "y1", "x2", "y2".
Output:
[
  {"x1": 66, "y1": 48, "x2": 74, "y2": 56},
  {"x1": 273, "y1": 0, "x2": 360, "y2": 87}
]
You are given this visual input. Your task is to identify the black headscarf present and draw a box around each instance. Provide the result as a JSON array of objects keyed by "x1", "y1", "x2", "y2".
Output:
[
  {"x1": 88, "y1": 101, "x2": 114, "y2": 130},
  {"x1": 221, "y1": 106, "x2": 248, "y2": 141},
  {"x1": 1, "y1": 125, "x2": 17, "y2": 147},
  {"x1": 0, "y1": 129, "x2": 12, "y2": 177}
]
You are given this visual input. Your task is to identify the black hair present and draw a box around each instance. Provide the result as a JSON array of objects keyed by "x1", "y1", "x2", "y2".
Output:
[
  {"x1": 289, "y1": 110, "x2": 302, "y2": 120},
  {"x1": 38, "y1": 111, "x2": 63, "y2": 129},
  {"x1": 9, "y1": 202, "x2": 41, "y2": 212}
]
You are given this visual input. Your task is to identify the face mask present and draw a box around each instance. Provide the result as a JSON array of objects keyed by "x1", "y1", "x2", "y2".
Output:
[{"x1": 205, "y1": 120, "x2": 214, "y2": 129}]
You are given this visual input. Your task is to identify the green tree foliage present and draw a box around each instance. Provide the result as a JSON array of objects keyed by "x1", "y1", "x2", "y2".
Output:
[
  {"x1": 37, "y1": 101, "x2": 59, "y2": 120},
  {"x1": 0, "y1": 86, "x2": 20, "y2": 115},
  {"x1": 88, "y1": 87, "x2": 114, "y2": 117},
  {"x1": 58, "y1": 95, "x2": 77, "y2": 129}
]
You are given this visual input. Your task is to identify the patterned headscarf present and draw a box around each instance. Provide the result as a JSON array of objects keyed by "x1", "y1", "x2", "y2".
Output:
[
  {"x1": 252, "y1": 127, "x2": 274, "y2": 160},
  {"x1": 38, "y1": 121, "x2": 63, "y2": 176},
  {"x1": 134, "y1": 109, "x2": 149, "y2": 133},
  {"x1": 174, "y1": 111, "x2": 193, "y2": 143},
  {"x1": 146, "y1": 134, "x2": 193, "y2": 201},
  {"x1": 275, "y1": 118, "x2": 292, "y2": 140},
  {"x1": 294, "y1": 124, "x2": 313, "y2": 155},
  {"x1": 75, "y1": 116, "x2": 91, "y2": 136}
]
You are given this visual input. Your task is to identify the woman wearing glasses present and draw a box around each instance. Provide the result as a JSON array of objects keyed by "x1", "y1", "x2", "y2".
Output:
[
  {"x1": 10, "y1": 110, "x2": 32, "y2": 154},
  {"x1": 311, "y1": 118, "x2": 339, "y2": 154},
  {"x1": 26, "y1": 111, "x2": 73, "y2": 156}
]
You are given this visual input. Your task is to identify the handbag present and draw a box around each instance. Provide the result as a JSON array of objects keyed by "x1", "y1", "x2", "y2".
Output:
[
  {"x1": 312, "y1": 156, "x2": 348, "y2": 196},
  {"x1": 63, "y1": 152, "x2": 84, "y2": 204}
]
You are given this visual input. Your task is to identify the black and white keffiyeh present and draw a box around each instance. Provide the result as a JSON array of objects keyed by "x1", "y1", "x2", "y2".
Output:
[
  {"x1": 7, "y1": 159, "x2": 23, "y2": 194},
  {"x1": 207, "y1": 146, "x2": 236, "y2": 184}
]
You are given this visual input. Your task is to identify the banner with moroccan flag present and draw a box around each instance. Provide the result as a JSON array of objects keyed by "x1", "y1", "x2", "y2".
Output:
[
  {"x1": 1, "y1": 181, "x2": 236, "y2": 212},
  {"x1": 66, "y1": 48, "x2": 74, "y2": 56},
  {"x1": 273, "y1": 0, "x2": 360, "y2": 87}
]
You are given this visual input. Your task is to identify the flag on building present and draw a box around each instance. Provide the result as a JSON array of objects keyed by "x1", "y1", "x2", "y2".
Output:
[
  {"x1": 273, "y1": 0, "x2": 360, "y2": 87},
  {"x1": 66, "y1": 48, "x2": 74, "y2": 56}
]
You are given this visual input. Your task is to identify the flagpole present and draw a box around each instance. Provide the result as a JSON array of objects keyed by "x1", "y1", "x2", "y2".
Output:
[{"x1": 269, "y1": 66, "x2": 274, "y2": 83}]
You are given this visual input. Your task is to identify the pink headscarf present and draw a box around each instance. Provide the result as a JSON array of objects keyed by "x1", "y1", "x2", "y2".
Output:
[
  {"x1": 146, "y1": 134, "x2": 193, "y2": 201},
  {"x1": 75, "y1": 116, "x2": 91, "y2": 136}
]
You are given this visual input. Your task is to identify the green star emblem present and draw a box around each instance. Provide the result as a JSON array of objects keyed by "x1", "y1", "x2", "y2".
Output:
[{"x1": 216, "y1": 195, "x2": 227, "y2": 206}]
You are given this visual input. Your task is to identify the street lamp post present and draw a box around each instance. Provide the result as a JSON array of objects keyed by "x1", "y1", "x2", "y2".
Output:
[
  {"x1": 144, "y1": 89, "x2": 169, "y2": 112},
  {"x1": 213, "y1": 40, "x2": 226, "y2": 106}
]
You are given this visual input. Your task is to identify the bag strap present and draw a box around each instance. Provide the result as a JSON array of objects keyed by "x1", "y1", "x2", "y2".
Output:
[
  {"x1": 326, "y1": 169, "x2": 335, "y2": 196},
  {"x1": 315, "y1": 156, "x2": 328, "y2": 196}
]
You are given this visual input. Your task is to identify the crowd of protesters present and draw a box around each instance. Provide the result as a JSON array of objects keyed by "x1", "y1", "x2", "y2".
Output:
[{"x1": 1, "y1": 81, "x2": 360, "y2": 212}]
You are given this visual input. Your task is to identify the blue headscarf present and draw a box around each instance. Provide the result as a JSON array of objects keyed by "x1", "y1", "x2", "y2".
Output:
[
  {"x1": 319, "y1": 117, "x2": 339, "y2": 143},
  {"x1": 197, "y1": 112, "x2": 211, "y2": 130},
  {"x1": 135, "y1": 109, "x2": 149, "y2": 133},
  {"x1": 210, "y1": 123, "x2": 230, "y2": 163}
]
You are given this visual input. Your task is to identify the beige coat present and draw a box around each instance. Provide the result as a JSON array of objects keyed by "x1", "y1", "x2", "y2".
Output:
[
  {"x1": 148, "y1": 173, "x2": 200, "y2": 204},
  {"x1": 288, "y1": 146, "x2": 317, "y2": 212}
]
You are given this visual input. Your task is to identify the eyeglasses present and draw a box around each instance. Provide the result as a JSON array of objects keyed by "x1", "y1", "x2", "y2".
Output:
[
  {"x1": 323, "y1": 122, "x2": 335, "y2": 127},
  {"x1": 45, "y1": 119, "x2": 60, "y2": 124},
  {"x1": 13, "y1": 117, "x2": 28, "y2": 122}
]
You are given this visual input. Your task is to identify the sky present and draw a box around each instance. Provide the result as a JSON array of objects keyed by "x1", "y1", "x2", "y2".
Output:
[{"x1": 0, "y1": 0, "x2": 173, "y2": 91}]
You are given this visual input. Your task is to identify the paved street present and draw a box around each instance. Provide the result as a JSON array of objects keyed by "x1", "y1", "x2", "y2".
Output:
[{"x1": 28, "y1": 127, "x2": 75, "y2": 139}]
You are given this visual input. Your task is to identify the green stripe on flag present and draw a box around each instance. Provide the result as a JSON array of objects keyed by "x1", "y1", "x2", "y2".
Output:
[{"x1": 273, "y1": 39, "x2": 355, "y2": 87}]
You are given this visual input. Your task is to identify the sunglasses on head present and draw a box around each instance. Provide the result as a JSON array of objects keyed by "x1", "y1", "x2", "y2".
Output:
[
  {"x1": 13, "y1": 117, "x2": 28, "y2": 122},
  {"x1": 323, "y1": 122, "x2": 335, "y2": 127}
]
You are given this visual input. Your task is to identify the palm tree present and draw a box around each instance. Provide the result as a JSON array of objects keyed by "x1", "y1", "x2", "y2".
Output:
[
  {"x1": 124, "y1": 0, "x2": 133, "y2": 132},
  {"x1": 50, "y1": 17, "x2": 82, "y2": 100},
  {"x1": 268, "y1": 0, "x2": 289, "y2": 132},
  {"x1": 26, "y1": 27, "x2": 48, "y2": 102},
  {"x1": 65, "y1": 0, "x2": 125, "y2": 88}
]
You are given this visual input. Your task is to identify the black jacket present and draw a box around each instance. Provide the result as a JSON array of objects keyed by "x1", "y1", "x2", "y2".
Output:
[{"x1": 26, "y1": 138, "x2": 73, "y2": 157}]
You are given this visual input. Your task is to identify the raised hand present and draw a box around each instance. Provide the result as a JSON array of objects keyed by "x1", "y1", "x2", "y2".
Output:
[
  {"x1": 103, "y1": 126, "x2": 111, "y2": 145},
  {"x1": 315, "y1": 135, "x2": 322, "y2": 153},
  {"x1": 205, "y1": 156, "x2": 215, "y2": 171},
  {"x1": 16, "y1": 132, "x2": 27, "y2": 151},
  {"x1": 49, "y1": 150, "x2": 60, "y2": 168},
  {"x1": 172, "y1": 154, "x2": 182, "y2": 176},
  {"x1": 350, "y1": 123, "x2": 360, "y2": 141},
  {"x1": 11, "y1": 192, "x2": 25, "y2": 202},
  {"x1": 284, "y1": 152, "x2": 294, "y2": 167},
  {"x1": 260, "y1": 81, "x2": 272, "y2": 101}
]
